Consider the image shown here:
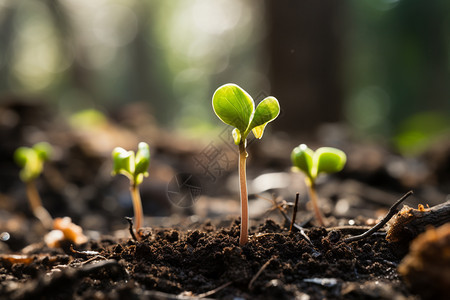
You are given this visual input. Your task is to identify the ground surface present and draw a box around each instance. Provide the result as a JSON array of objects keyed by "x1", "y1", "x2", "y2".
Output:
[
  {"x1": 1, "y1": 219, "x2": 415, "y2": 300},
  {"x1": 0, "y1": 100, "x2": 449, "y2": 299}
]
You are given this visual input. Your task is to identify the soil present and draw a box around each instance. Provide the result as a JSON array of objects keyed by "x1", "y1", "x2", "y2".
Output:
[
  {"x1": 1, "y1": 99, "x2": 449, "y2": 299},
  {"x1": 0, "y1": 219, "x2": 413, "y2": 300}
]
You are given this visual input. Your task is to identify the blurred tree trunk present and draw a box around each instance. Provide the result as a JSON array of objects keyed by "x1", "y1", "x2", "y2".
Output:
[
  {"x1": 266, "y1": 0, "x2": 346, "y2": 135},
  {"x1": 0, "y1": 5, "x2": 17, "y2": 92},
  {"x1": 46, "y1": 0, "x2": 97, "y2": 100},
  {"x1": 128, "y1": 2, "x2": 177, "y2": 125}
]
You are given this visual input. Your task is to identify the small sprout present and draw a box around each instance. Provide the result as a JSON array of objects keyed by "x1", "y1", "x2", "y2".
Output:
[
  {"x1": 14, "y1": 142, "x2": 53, "y2": 229},
  {"x1": 213, "y1": 83, "x2": 280, "y2": 245},
  {"x1": 14, "y1": 142, "x2": 52, "y2": 182},
  {"x1": 291, "y1": 144, "x2": 346, "y2": 226},
  {"x1": 112, "y1": 142, "x2": 150, "y2": 239}
]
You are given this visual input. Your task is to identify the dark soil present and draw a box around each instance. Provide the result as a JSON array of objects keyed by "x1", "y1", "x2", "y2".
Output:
[
  {"x1": 1, "y1": 99, "x2": 449, "y2": 299},
  {"x1": 1, "y1": 219, "x2": 415, "y2": 300}
]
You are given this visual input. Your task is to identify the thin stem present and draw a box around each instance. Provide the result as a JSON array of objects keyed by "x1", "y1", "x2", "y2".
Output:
[
  {"x1": 344, "y1": 190, "x2": 413, "y2": 243},
  {"x1": 289, "y1": 193, "x2": 300, "y2": 232},
  {"x1": 273, "y1": 195, "x2": 312, "y2": 245},
  {"x1": 238, "y1": 141, "x2": 248, "y2": 246},
  {"x1": 125, "y1": 217, "x2": 138, "y2": 242},
  {"x1": 130, "y1": 184, "x2": 143, "y2": 240},
  {"x1": 26, "y1": 180, "x2": 53, "y2": 229},
  {"x1": 306, "y1": 180, "x2": 325, "y2": 227}
]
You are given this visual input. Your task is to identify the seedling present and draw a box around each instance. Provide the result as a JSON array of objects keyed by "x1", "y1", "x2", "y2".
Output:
[
  {"x1": 291, "y1": 144, "x2": 346, "y2": 226},
  {"x1": 212, "y1": 83, "x2": 280, "y2": 245},
  {"x1": 112, "y1": 142, "x2": 150, "y2": 239},
  {"x1": 14, "y1": 142, "x2": 53, "y2": 229}
]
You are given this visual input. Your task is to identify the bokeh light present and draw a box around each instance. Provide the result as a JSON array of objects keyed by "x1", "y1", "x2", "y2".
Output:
[{"x1": 0, "y1": 0, "x2": 447, "y2": 150}]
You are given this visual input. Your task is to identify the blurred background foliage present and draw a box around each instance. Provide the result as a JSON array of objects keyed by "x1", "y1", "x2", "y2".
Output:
[{"x1": 0, "y1": 0, "x2": 449, "y2": 155}]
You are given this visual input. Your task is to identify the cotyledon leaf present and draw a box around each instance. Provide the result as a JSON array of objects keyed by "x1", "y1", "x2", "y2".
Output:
[
  {"x1": 248, "y1": 96, "x2": 280, "y2": 139},
  {"x1": 314, "y1": 147, "x2": 347, "y2": 176},
  {"x1": 112, "y1": 147, "x2": 134, "y2": 176},
  {"x1": 135, "y1": 142, "x2": 150, "y2": 175},
  {"x1": 212, "y1": 84, "x2": 254, "y2": 133},
  {"x1": 291, "y1": 144, "x2": 315, "y2": 180}
]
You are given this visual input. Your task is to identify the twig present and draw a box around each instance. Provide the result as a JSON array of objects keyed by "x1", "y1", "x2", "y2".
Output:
[
  {"x1": 326, "y1": 225, "x2": 373, "y2": 235},
  {"x1": 343, "y1": 190, "x2": 413, "y2": 243},
  {"x1": 142, "y1": 291, "x2": 215, "y2": 300},
  {"x1": 386, "y1": 200, "x2": 450, "y2": 243},
  {"x1": 196, "y1": 281, "x2": 232, "y2": 298},
  {"x1": 272, "y1": 195, "x2": 313, "y2": 245},
  {"x1": 80, "y1": 255, "x2": 107, "y2": 265},
  {"x1": 70, "y1": 244, "x2": 100, "y2": 256},
  {"x1": 140, "y1": 283, "x2": 231, "y2": 299},
  {"x1": 255, "y1": 194, "x2": 312, "y2": 245},
  {"x1": 252, "y1": 233, "x2": 279, "y2": 239},
  {"x1": 248, "y1": 257, "x2": 275, "y2": 290},
  {"x1": 125, "y1": 217, "x2": 138, "y2": 242},
  {"x1": 255, "y1": 194, "x2": 293, "y2": 220},
  {"x1": 289, "y1": 193, "x2": 299, "y2": 233}
]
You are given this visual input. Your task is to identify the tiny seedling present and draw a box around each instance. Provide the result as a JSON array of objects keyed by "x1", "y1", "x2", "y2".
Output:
[
  {"x1": 14, "y1": 142, "x2": 53, "y2": 229},
  {"x1": 212, "y1": 83, "x2": 280, "y2": 245},
  {"x1": 112, "y1": 142, "x2": 150, "y2": 239},
  {"x1": 291, "y1": 144, "x2": 346, "y2": 226}
]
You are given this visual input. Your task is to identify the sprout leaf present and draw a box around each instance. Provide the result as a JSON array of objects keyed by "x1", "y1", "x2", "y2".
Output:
[
  {"x1": 212, "y1": 84, "x2": 254, "y2": 133},
  {"x1": 232, "y1": 128, "x2": 242, "y2": 145},
  {"x1": 112, "y1": 147, "x2": 133, "y2": 176},
  {"x1": 135, "y1": 142, "x2": 150, "y2": 181},
  {"x1": 14, "y1": 147, "x2": 32, "y2": 168},
  {"x1": 32, "y1": 142, "x2": 52, "y2": 161},
  {"x1": 112, "y1": 143, "x2": 150, "y2": 186},
  {"x1": 249, "y1": 96, "x2": 280, "y2": 139},
  {"x1": 212, "y1": 83, "x2": 279, "y2": 143},
  {"x1": 314, "y1": 147, "x2": 347, "y2": 176},
  {"x1": 14, "y1": 143, "x2": 52, "y2": 182},
  {"x1": 291, "y1": 144, "x2": 314, "y2": 180},
  {"x1": 291, "y1": 144, "x2": 346, "y2": 182}
]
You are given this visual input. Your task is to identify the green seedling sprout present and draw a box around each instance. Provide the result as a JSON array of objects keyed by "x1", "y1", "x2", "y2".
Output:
[
  {"x1": 112, "y1": 142, "x2": 150, "y2": 239},
  {"x1": 291, "y1": 144, "x2": 346, "y2": 226},
  {"x1": 14, "y1": 142, "x2": 53, "y2": 229},
  {"x1": 212, "y1": 83, "x2": 280, "y2": 245}
]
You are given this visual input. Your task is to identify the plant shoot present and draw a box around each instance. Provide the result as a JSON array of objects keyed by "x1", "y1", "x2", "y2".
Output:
[
  {"x1": 112, "y1": 142, "x2": 150, "y2": 239},
  {"x1": 212, "y1": 83, "x2": 280, "y2": 245},
  {"x1": 291, "y1": 144, "x2": 346, "y2": 226},
  {"x1": 14, "y1": 142, "x2": 53, "y2": 229}
]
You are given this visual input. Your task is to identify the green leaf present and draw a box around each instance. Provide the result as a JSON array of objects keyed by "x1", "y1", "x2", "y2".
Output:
[
  {"x1": 33, "y1": 142, "x2": 52, "y2": 161},
  {"x1": 248, "y1": 96, "x2": 280, "y2": 139},
  {"x1": 212, "y1": 83, "x2": 254, "y2": 133},
  {"x1": 112, "y1": 147, "x2": 134, "y2": 176},
  {"x1": 135, "y1": 142, "x2": 150, "y2": 175},
  {"x1": 232, "y1": 128, "x2": 241, "y2": 145},
  {"x1": 314, "y1": 147, "x2": 347, "y2": 176},
  {"x1": 14, "y1": 147, "x2": 31, "y2": 168},
  {"x1": 291, "y1": 144, "x2": 314, "y2": 180},
  {"x1": 16, "y1": 147, "x2": 41, "y2": 182},
  {"x1": 112, "y1": 143, "x2": 152, "y2": 186},
  {"x1": 14, "y1": 143, "x2": 52, "y2": 182},
  {"x1": 134, "y1": 173, "x2": 145, "y2": 186}
]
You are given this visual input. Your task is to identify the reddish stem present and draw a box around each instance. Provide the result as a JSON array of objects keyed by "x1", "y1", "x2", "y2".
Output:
[
  {"x1": 306, "y1": 180, "x2": 326, "y2": 227},
  {"x1": 26, "y1": 180, "x2": 53, "y2": 229},
  {"x1": 130, "y1": 184, "x2": 143, "y2": 240},
  {"x1": 238, "y1": 142, "x2": 249, "y2": 246}
]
